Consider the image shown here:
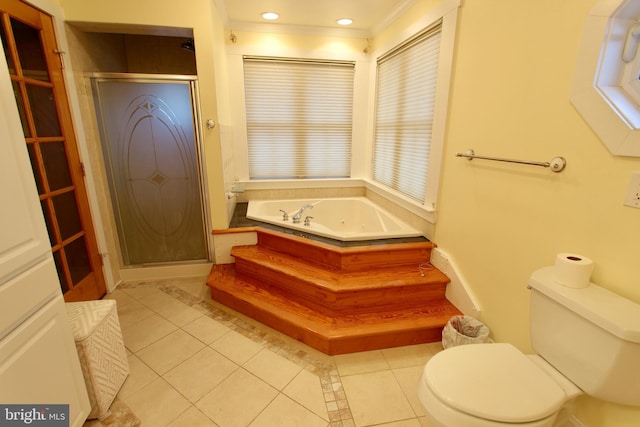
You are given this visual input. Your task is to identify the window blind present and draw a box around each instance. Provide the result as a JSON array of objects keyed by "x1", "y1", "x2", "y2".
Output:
[
  {"x1": 243, "y1": 57, "x2": 354, "y2": 179},
  {"x1": 373, "y1": 23, "x2": 442, "y2": 202}
]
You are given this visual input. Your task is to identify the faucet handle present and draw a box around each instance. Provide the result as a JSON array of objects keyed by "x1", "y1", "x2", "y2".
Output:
[
  {"x1": 304, "y1": 216, "x2": 313, "y2": 226},
  {"x1": 279, "y1": 209, "x2": 289, "y2": 221}
]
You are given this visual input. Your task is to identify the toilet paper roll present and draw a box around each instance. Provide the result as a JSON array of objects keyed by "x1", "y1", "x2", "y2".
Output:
[{"x1": 552, "y1": 253, "x2": 594, "y2": 288}]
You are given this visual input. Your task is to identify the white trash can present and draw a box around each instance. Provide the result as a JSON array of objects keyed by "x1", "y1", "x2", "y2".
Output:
[{"x1": 442, "y1": 315, "x2": 490, "y2": 349}]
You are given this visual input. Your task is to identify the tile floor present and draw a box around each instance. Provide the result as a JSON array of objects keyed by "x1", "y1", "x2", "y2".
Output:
[{"x1": 84, "y1": 276, "x2": 443, "y2": 427}]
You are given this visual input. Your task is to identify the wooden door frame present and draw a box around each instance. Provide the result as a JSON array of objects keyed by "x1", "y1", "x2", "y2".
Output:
[{"x1": 6, "y1": 0, "x2": 116, "y2": 292}]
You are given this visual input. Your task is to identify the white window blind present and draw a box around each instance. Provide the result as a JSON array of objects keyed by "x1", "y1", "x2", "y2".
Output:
[
  {"x1": 243, "y1": 57, "x2": 354, "y2": 179},
  {"x1": 373, "y1": 23, "x2": 442, "y2": 202}
]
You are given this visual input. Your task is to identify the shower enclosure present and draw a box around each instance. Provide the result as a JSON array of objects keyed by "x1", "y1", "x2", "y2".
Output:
[{"x1": 92, "y1": 75, "x2": 209, "y2": 266}]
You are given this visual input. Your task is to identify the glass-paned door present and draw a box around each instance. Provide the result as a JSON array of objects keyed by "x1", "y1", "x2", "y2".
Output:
[
  {"x1": 92, "y1": 77, "x2": 208, "y2": 265},
  {"x1": 0, "y1": 0, "x2": 106, "y2": 301}
]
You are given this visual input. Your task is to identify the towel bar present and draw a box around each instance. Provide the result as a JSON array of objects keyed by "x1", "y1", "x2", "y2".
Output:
[{"x1": 456, "y1": 149, "x2": 566, "y2": 172}]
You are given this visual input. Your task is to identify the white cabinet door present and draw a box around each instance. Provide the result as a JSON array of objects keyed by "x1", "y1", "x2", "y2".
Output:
[
  {"x1": 0, "y1": 257, "x2": 60, "y2": 340},
  {"x1": 0, "y1": 34, "x2": 53, "y2": 325},
  {"x1": 0, "y1": 77, "x2": 51, "y2": 285},
  {"x1": 0, "y1": 290, "x2": 90, "y2": 427},
  {"x1": 0, "y1": 33, "x2": 90, "y2": 426}
]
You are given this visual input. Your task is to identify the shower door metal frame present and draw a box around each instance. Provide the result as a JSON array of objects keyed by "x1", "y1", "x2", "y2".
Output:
[{"x1": 91, "y1": 73, "x2": 211, "y2": 266}]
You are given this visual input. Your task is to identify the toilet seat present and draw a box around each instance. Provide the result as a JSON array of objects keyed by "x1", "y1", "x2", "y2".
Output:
[{"x1": 424, "y1": 343, "x2": 566, "y2": 423}]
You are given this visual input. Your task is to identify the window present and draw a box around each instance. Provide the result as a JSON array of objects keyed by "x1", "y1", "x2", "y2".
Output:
[
  {"x1": 243, "y1": 56, "x2": 354, "y2": 179},
  {"x1": 372, "y1": 22, "x2": 442, "y2": 203},
  {"x1": 571, "y1": 0, "x2": 640, "y2": 157}
]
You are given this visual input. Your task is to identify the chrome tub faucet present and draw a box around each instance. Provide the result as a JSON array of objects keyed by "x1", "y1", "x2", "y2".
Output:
[{"x1": 292, "y1": 204, "x2": 313, "y2": 223}]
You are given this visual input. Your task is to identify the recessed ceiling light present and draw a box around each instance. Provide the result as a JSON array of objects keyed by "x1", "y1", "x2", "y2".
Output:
[
  {"x1": 262, "y1": 12, "x2": 279, "y2": 21},
  {"x1": 337, "y1": 18, "x2": 353, "y2": 26}
]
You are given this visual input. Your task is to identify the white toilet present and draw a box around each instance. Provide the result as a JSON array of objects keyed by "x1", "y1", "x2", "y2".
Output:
[{"x1": 417, "y1": 266, "x2": 640, "y2": 427}]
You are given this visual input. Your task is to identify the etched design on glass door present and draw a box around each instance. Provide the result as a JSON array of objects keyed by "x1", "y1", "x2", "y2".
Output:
[{"x1": 121, "y1": 95, "x2": 197, "y2": 239}]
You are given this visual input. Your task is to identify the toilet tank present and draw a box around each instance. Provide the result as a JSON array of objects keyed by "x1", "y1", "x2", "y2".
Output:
[{"x1": 528, "y1": 267, "x2": 640, "y2": 407}]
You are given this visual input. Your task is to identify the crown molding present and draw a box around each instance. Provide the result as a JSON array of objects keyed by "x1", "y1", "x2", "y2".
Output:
[
  {"x1": 371, "y1": 0, "x2": 416, "y2": 35},
  {"x1": 225, "y1": 20, "x2": 371, "y2": 39},
  {"x1": 214, "y1": 0, "x2": 417, "y2": 39}
]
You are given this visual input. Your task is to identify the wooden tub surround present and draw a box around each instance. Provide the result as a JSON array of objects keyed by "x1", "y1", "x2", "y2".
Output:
[{"x1": 207, "y1": 228, "x2": 460, "y2": 355}]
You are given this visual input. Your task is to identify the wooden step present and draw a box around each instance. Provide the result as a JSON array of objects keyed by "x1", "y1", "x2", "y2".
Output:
[
  {"x1": 208, "y1": 264, "x2": 460, "y2": 355},
  {"x1": 231, "y1": 244, "x2": 450, "y2": 313},
  {"x1": 254, "y1": 228, "x2": 435, "y2": 271},
  {"x1": 206, "y1": 228, "x2": 461, "y2": 354}
]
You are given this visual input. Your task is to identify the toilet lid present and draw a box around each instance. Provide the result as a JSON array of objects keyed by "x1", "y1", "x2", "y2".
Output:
[{"x1": 424, "y1": 343, "x2": 566, "y2": 423}]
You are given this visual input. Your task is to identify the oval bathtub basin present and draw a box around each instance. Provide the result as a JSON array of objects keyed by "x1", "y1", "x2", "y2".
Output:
[{"x1": 246, "y1": 197, "x2": 422, "y2": 241}]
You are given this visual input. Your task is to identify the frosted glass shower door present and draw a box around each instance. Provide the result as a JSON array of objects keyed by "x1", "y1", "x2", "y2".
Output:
[{"x1": 93, "y1": 78, "x2": 208, "y2": 265}]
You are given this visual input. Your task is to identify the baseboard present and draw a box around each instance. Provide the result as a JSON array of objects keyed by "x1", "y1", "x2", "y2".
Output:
[
  {"x1": 558, "y1": 415, "x2": 586, "y2": 427},
  {"x1": 119, "y1": 262, "x2": 212, "y2": 282},
  {"x1": 430, "y1": 247, "x2": 482, "y2": 319},
  {"x1": 554, "y1": 401, "x2": 586, "y2": 427}
]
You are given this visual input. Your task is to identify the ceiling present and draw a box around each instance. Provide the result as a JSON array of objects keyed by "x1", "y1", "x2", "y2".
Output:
[{"x1": 216, "y1": 0, "x2": 416, "y2": 37}]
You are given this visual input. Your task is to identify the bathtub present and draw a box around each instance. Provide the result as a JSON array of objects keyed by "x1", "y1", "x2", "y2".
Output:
[{"x1": 246, "y1": 197, "x2": 423, "y2": 241}]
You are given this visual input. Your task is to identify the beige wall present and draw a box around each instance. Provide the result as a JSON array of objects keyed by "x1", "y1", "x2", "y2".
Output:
[{"x1": 381, "y1": 1, "x2": 639, "y2": 425}]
